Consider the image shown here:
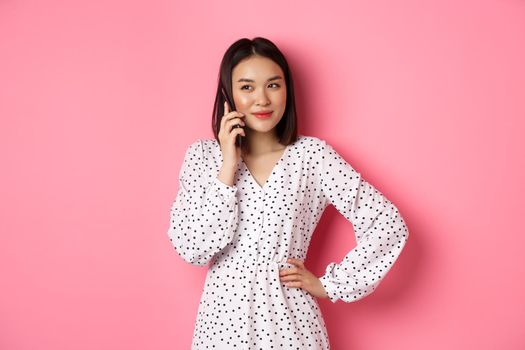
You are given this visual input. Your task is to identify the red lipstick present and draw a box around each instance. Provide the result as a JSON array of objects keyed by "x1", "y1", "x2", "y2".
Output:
[{"x1": 253, "y1": 110, "x2": 273, "y2": 119}]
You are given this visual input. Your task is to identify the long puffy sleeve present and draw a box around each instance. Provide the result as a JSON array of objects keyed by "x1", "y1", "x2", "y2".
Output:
[
  {"x1": 167, "y1": 139, "x2": 240, "y2": 266},
  {"x1": 317, "y1": 140, "x2": 409, "y2": 303}
]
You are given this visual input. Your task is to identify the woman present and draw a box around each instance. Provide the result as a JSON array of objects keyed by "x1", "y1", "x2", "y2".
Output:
[{"x1": 168, "y1": 37, "x2": 409, "y2": 349}]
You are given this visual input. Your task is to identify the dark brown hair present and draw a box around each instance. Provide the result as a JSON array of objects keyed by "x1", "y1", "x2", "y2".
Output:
[{"x1": 211, "y1": 37, "x2": 298, "y2": 148}]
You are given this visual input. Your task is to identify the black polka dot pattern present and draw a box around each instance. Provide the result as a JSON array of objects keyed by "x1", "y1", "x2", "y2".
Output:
[
  {"x1": 167, "y1": 135, "x2": 409, "y2": 349},
  {"x1": 316, "y1": 140, "x2": 409, "y2": 303}
]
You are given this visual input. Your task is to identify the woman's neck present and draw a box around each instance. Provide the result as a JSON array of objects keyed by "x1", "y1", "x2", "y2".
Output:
[{"x1": 242, "y1": 129, "x2": 283, "y2": 157}]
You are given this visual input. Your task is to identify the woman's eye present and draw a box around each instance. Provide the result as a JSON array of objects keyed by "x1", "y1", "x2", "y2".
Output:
[{"x1": 240, "y1": 83, "x2": 280, "y2": 90}]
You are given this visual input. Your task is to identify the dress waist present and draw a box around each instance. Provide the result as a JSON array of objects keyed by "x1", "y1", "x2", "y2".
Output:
[{"x1": 213, "y1": 254, "x2": 300, "y2": 271}]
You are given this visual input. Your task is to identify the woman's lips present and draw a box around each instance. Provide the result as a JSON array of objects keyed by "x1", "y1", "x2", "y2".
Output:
[{"x1": 253, "y1": 112, "x2": 273, "y2": 119}]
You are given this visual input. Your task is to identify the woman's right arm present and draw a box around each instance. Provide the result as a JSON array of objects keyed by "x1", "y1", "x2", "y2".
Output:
[{"x1": 167, "y1": 139, "x2": 240, "y2": 266}]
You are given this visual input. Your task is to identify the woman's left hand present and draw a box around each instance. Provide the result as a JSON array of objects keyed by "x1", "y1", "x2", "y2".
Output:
[{"x1": 279, "y1": 258, "x2": 329, "y2": 299}]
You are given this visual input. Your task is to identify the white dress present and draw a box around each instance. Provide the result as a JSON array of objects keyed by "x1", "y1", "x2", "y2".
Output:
[{"x1": 167, "y1": 134, "x2": 409, "y2": 349}]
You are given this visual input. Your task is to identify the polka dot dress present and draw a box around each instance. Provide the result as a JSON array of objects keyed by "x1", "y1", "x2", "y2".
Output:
[{"x1": 168, "y1": 135, "x2": 409, "y2": 349}]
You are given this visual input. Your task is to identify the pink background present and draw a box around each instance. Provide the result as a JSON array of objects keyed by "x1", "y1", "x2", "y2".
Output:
[{"x1": 1, "y1": 0, "x2": 524, "y2": 349}]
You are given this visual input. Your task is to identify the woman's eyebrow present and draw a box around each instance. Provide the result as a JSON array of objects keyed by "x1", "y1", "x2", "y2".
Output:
[{"x1": 236, "y1": 75, "x2": 283, "y2": 83}]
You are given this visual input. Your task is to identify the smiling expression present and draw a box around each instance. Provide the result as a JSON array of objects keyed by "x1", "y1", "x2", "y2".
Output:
[{"x1": 232, "y1": 55, "x2": 287, "y2": 134}]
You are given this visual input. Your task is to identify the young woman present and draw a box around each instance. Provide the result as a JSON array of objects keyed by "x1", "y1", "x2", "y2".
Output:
[{"x1": 168, "y1": 37, "x2": 409, "y2": 349}]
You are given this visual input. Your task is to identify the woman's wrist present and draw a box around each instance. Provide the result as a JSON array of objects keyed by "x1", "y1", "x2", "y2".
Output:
[{"x1": 217, "y1": 162, "x2": 237, "y2": 186}]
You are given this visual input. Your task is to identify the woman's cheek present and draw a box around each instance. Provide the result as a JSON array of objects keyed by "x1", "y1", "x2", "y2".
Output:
[
  {"x1": 233, "y1": 96, "x2": 251, "y2": 112},
  {"x1": 274, "y1": 92, "x2": 287, "y2": 110}
]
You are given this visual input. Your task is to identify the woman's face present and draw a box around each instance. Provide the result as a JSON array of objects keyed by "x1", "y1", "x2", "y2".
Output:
[{"x1": 231, "y1": 55, "x2": 287, "y2": 135}]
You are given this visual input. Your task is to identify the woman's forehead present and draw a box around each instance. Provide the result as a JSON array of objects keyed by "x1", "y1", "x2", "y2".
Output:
[{"x1": 232, "y1": 57, "x2": 283, "y2": 81}]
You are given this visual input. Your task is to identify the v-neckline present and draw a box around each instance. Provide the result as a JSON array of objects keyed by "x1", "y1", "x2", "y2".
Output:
[{"x1": 240, "y1": 141, "x2": 294, "y2": 192}]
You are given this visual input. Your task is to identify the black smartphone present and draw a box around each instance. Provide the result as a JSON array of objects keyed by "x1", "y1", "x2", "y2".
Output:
[{"x1": 222, "y1": 88, "x2": 243, "y2": 148}]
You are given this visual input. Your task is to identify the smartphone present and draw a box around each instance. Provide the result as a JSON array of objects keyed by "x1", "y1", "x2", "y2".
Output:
[{"x1": 222, "y1": 88, "x2": 243, "y2": 148}]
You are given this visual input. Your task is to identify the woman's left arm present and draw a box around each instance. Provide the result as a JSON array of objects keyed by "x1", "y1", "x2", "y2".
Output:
[{"x1": 317, "y1": 140, "x2": 409, "y2": 303}]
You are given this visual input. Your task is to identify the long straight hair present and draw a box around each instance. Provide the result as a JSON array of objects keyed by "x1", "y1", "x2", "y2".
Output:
[{"x1": 211, "y1": 37, "x2": 298, "y2": 148}]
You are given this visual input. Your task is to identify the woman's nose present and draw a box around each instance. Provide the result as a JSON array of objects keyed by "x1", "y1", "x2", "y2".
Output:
[{"x1": 256, "y1": 91, "x2": 270, "y2": 105}]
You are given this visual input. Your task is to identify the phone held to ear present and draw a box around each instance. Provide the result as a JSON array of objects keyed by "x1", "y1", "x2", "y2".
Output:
[
  {"x1": 232, "y1": 118, "x2": 242, "y2": 148},
  {"x1": 222, "y1": 89, "x2": 243, "y2": 148}
]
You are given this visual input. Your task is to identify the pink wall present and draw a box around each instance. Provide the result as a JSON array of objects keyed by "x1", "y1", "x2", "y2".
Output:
[{"x1": 1, "y1": 0, "x2": 524, "y2": 349}]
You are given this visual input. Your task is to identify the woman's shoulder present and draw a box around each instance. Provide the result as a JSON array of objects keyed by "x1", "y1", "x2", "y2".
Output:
[
  {"x1": 186, "y1": 138, "x2": 222, "y2": 165},
  {"x1": 298, "y1": 135, "x2": 345, "y2": 152},
  {"x1": 182, "y1": 138, "x2": 217, "y2": 152},
  {"x1": 289, "y1": 135, "x2": 331, "y2": 155},
  {"x1": 295, "y1": 134, "x2": 325, "y2": 147}
]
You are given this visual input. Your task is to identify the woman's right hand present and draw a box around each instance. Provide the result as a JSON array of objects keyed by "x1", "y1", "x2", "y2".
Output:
[{"x1": 218, "y1": 100, "x2": 246, "y2": 166}]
